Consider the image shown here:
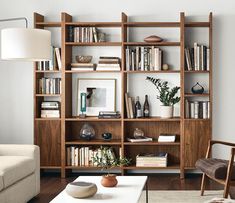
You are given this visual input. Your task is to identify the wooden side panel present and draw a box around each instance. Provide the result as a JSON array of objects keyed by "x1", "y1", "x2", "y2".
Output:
[
  {"x1": 184, "y1": 120, "x2": 210, "y2": 167},
  {"x1": 35, "y1": 120, "x2": 61, "y2": 166}
]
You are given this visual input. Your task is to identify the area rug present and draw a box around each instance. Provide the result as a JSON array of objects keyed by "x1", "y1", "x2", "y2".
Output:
[{"x1": 139, "y1": 190, "x2": 235, "y2": 203}]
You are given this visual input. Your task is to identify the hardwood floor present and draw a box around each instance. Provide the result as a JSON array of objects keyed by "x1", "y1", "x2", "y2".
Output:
[{"x1": 29, "y1": 173, "x2": 228, "y2": 203}]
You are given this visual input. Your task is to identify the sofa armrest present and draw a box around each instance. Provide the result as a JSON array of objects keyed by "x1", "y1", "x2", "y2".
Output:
[{"x1": 0, "y1": 144, "x2": 39, "y2": 159}]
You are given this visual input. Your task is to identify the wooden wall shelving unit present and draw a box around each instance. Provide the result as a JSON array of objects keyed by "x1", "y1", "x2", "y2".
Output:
[{"x1": 34, "y1": 12, "x2": 213, "y2": 178}]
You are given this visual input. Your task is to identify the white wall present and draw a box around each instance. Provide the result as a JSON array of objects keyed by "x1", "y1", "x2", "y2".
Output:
[{"x1": 0, "y1": 0, "x2": 235, "y2": 158}]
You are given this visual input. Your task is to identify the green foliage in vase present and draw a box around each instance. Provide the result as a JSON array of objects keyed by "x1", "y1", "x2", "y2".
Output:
[
  {"x1": 146, "y1": 76, "x2": 180, "y2": 106},
  {"x1": 92, "y1": 146, "x2": 131, "y2": 174}
]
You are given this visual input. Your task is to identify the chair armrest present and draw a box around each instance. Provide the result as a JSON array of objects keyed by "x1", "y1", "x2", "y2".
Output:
[
  {"x1": 0, "y1": 144, "x2": 39, "y2": 159},
  {"x1": 210, "y1": 140, "x2": 235, "y2": 147}
]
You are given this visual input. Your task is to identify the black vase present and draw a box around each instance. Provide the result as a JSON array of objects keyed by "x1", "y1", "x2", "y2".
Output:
[{"x1": 191, "y1": 82, "x2": 204, "y2": 94}]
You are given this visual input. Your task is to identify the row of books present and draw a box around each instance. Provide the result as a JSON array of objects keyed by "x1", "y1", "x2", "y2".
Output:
[
  {"x1": 185, "y1": 100, "x2": 210, "y2": 119},
  {"x1": 126, "y1": 46, "x2": 163, "y2": 71},
  {"x1": 37, "y1": 46, "x2": 62, "y2": 71},
  {"x1": 38, "y1": 78, "x2": 62, "y2": 94},
  {"x1": 67, "y1": 146, "x2": 119, "y2": 167},
  {"x1": 127, "y1": 134, "x2": 176, "y2": 143},
  {"x1": 136, "y1": 152, "x2": 168, "y2": 167},
  {"x1": 125, "y1": 93, "x2": 135, "y2": 118},
  {"x1": 41, "y1": 101, "x2": 60, "y2": 118},
  {"x1": 185, "y1": 43, "x2": 210, "y2": 71},
  {"x1": 96, "y1": 57, "x2": 121, "y2": 71},
  {"x1": 67, "y1": 26, "x2": 101, "y2": 43}
]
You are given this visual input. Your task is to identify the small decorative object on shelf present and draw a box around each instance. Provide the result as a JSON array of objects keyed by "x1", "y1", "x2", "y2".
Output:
[
  {"x1": 102, "y1": 132, "x2": 112, "y2": 141},
  {"x1": 65, "y1": 181, "x2": 97, "y2": 198},
  {"x1": 92, "y1": 146, "x2": 131, "y2": 187},
  {"x1": 191, "y1": 82, "x2": 204, "y2": 94},
  {"x1": 146, "y1": 76, "x2": 180, "y2": 118},
  {"x1": 80, "y1": 123, "x2": 95, "y2": 140},
  {"x1": 133, "y1": 128, "x2": 144, "y2": 138},
  {"x1": 41, "y1": 101, "x2": 60, "y2": 118},
  {"x1": 76, "y1": 55, "x2": 92, "y2": 63},
  {"x1": 96, "y1": 56, "x2": 121, "y2": 71},
  {"x1": 98, "y1": 111, "x2": 121, "y2": 119},
  {"x1": 135, "y1": 96, "x2": 142, "y2": 118},
  {"x1": 143, "y1": 95, "x2": 150, "y2": 117},
  {"x1": 162, "y1": 64, "x2": 169, "y2": 71},
  {"x1": 79, "y1": 93, "x2": 86, "y2": 118},
  {"x1": 144, "y1": 35, "x2": 163, "y2": 43}
]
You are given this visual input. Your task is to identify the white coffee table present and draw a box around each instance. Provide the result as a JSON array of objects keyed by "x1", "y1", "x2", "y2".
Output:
[{"x1": 50, "y1": 176, "x2": 148, "y2": 203}]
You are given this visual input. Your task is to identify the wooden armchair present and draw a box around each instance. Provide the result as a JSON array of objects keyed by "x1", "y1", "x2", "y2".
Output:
[{"x1": 196, "y1": 140, "x2": 235, "y2": 198}]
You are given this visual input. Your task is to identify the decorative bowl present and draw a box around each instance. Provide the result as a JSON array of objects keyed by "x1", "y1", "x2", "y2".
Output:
[
  {"x1": 144, "y1": 35, "x2": 163, "y2": 43},
  {"x1": 76, "y1": 55, "x2": 92, "y2": 63}
]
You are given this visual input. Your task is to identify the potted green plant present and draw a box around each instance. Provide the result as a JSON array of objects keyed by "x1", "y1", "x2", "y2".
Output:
[
  {"x1": 92, "y1": 146, "x2": 131, "y2": 187},
  {"x1": 146, "y1": 76, "x2": 180, "y2": 118}
]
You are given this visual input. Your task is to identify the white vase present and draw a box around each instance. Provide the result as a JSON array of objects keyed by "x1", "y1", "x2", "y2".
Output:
[{"x1": 160, "y1": 105, "x2": 173, "y2": 118}]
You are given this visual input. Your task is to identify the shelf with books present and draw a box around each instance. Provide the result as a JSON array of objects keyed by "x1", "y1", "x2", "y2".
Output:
[
  {"x1": 66, "y1": 22, "x2": 122, "y2": 27},
  {"x1": 124, "y1": 42, "x2": 180, "y2": 46},
  {"x1": 124, "y1": 117, "x2": 181, "y2": 122},
  {"x1": 65, "y1": 139, "x2": 121, "y2": 145},
  {"x1": 184, "y1": 70, "x2": 209, "y2": 73},
  {"x1": 184, "y1": 118, "x2": 210, "y2": 121},
  {"x1": 65, "y1": 70, "x2": 122, "y2": 73},
  {"x1": 35, "y1": 118, "x2": 61, "y2": 121},
  {"x1": 36, "y1": 70, "x2": 61, "y2": 73},
  {"x1": 184, "y1": 93, "x2": 209, "y2": 97},
  {"x1": 124, "y1": 70, "x2": 180, "y2": 73},
  {"x1": 185, "y1": 22, "x2": 210, "y2": 28},
  {"x1": 123, "y1": 164, "x2": 180, "y2": 170},
  {"x1": 124, "y1": 141, "x2": 180, "y2": 146},
  {"x1": 65, "y1": 42, "x2": 122, "y2": 46},
  {"x1": 124, "y1": 22, "x2": 180, "y2": 27},
  {"x1": 65, "y1": 117, "x2": 122, "y2": 122}
]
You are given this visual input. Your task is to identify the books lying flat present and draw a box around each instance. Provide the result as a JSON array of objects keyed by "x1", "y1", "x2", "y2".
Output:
[
  {"x1": 98, "y1": 111, "x2": 121, "y2": 119},
  {"x1": 158, "y1": 134, "x2": 176, "y2": 142},
  {"x1": 127, "y1": 136, "x2": 153, "y2": 142},
  {"x1": 71, "y1": 63, "x2": 95, "y2": 71},
  {"x1": 71, "y1": 63, "x2": 95, "y2": 67},
  {"x1": 136, "y1": 152, "x2": 168, "y2": 167},
  {"x1": 71, "y1": 67, "x2": 94, "y2": 71},
  {"x1": 41, "y1": 110, "x2": 60, "y2": 118}
]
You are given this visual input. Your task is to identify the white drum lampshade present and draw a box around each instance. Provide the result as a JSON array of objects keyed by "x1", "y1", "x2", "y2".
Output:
[{"x1": 1, "y1": 28, "x2": 51, "y2": 61}]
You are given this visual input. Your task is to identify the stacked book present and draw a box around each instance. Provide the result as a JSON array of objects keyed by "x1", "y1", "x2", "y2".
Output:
[
  {"x1": 185, "y1": 43, "x2": 210, "y2": 71},
  {"x1": 67, "y1": 26, "x2": 100, "y2": 43},
  {"x1": 96, "y1": 57, "x2": 121, "y2": 71},
  {"x1": 158, "y1": 134, "x2": 176, "y2": 142},
  {"x1": 126, "y1": 46, "x2": 163, "y2": 71},
  {"x1": 66, "y1": 146, "x2": 118, "y2": 167},
  {"x1": 41, "y1": 101, "x2": 60, "y2": 118},
  {"x1": 37, "y1": 46, "x2": 61, "y2": 71},
  {"x1": 98, "y1": 111, "x2": 121, "y2": 119},
  {"x1": 127, "y1": 136, "x2": 153, "y2": 143},
  {"x1": 125, "y1": 92, "x2": 135, "y2": 118},
  {"x1": 136, "y1": 152, "x2": 168, "y2": 167},
  {"x1": 71, "y1": 63, "x2": 96, "y2": 71},
  {"x1": 38, "y1": 78, "x2": 61, "y2": 94},
  {"x1": 185, "y1": 99, "x2": 210, "y2": 119}
]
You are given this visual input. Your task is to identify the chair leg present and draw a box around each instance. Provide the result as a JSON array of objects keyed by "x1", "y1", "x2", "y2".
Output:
[
  {"x1": 223, "y1": 180, "x2": 231, "y2": 198},
  {"x1": 201, "y1": 173, "x2": 207, "y2": 196}
]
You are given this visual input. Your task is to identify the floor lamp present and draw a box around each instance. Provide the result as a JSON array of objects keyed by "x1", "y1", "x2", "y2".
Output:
[{"x1": 0, "y1": 17, "x2": 51, "y2": 61}]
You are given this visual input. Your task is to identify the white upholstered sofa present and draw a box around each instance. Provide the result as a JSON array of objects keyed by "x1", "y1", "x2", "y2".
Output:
[{"x1": 0, "y1": 145, "x2": 40, "y2": 203}]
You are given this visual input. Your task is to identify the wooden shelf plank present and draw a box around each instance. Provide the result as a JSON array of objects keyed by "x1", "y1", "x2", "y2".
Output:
[
  {"x1": 123, "y1": 164, "x2": 180, "y2": 170},
  {"x1": 65, "y1": 117, "x2": 122, "y2": 122},
  {"x1": 41, "y1": 166, "x2": 61, "y2": 169},
  {"x1": 184, "y1": 93, "x2": 210, "y2": 97},
  {"x1": 124, "y1": 22, "x2": 180, "y2": 27},
  {"x1": 65, "y1": 42, "x2": 121, "y2": 46},
  {"x1": 65, "y1": 166, "x2": 122, "y2": 170},
  {"x1": 35, "y1": 22, "x2": 61, "y2": 27},
  {"x1": 65, "y1": 70, "x2": 121, "y2": 73},
  {"x1": 124, "y1": 142, "x2": 180, "y2": 146},
  {"x1": 66, "y1": 22, "x2": 121, "y2": 27},
  {"x1": 124, "y1": 42, "x2": 180, "y2": 46},
  {"x1": 185, "y1": 22, "x2": 210, "y2": 27},
  {"x1": 36, "y1": 70, "x2": 61, "y2": 73},
  {"x1": 184, "y1": 118, "x2": 210, "y2": 121},
  {"x1": 124, "y1": 70, "x2": 180, "y2": 73},
  {"x1": 35, "y1": 94, "x2": 61, "y2": 97},
  {"x1": 35, "y1": 118, "x2": 61, "y2": 121},
  {"x1": 124, "y1": 117, "x2": 181, "y2": 122},
  {"x1": 185, "y1": 70, "x2": 209, "y2": 73},
  {"x1": 66, "y1": 139, "x2": 121, "y2": 145}
]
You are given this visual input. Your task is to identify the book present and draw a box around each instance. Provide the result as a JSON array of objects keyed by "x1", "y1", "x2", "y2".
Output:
[
  {"x1": 127, "y1": 136, "x2": 153, "y2": 142},
  {"x1": 71, "y1": 67, "x2": 94, "y2": 71},
  {"x1": 125, "y1": 93, "x2": 130, "y2": 118},
  {"x1": 55, "y1": 48, "x2": 62, "y2": 70},
  {"x1": 158, "y1": 135, "x2": 176, "y2": 142},
  {"x1": 136, "y1": 152, "x2": 168, "y2": 167},
  {"x1": 71, "y1": 63, "x2": 95, "y2": 67},
  {"x1": 128, "y1": 97, "x2": 134, "y2": 118}
]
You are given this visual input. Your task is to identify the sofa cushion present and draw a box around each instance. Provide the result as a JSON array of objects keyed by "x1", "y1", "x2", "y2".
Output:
[
  {"x1": 0, "y1": 156, "x2": 35, "y2": 190},
  {"x1": 196, "y1": 158, "x2": 235, "y2": 180}
]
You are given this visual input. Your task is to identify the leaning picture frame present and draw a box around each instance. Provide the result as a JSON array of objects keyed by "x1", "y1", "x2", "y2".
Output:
[{"x1": 76, "y1": 78, "x2": 116, "y2": 116}]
